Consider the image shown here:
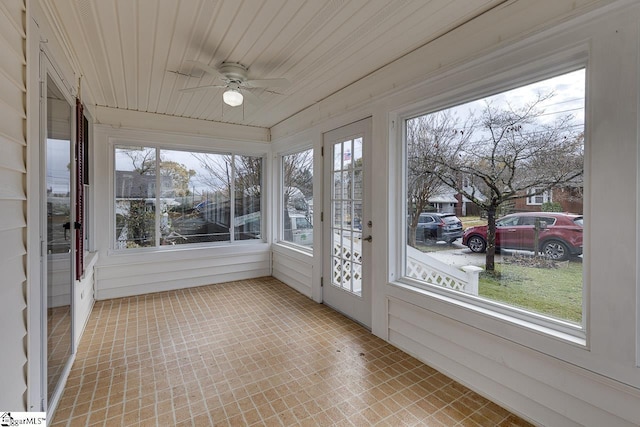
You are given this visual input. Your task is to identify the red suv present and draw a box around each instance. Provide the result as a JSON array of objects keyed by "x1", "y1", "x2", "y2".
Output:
[{"x1": 462, "y1": 212, "x2": 583, "y2": 260}]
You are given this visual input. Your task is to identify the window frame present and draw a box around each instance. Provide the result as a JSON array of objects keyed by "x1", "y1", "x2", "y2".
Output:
[
  {"x1": 112, "y1": 143, "x2": 266, "y2": 251},
  {"x1": 394, "y1": 55, "x2": 588, "y2": 344},
  {"x1": 278, "y1": 146, "x2": 314, "y2": 252},
  {"x1": 527, "y1": 187, "x2": 552, "y2": 205}
]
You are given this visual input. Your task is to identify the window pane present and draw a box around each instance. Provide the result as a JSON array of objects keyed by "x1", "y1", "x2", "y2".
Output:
[
  {"x1": 234, "y1": 155, "x2": 262, "y2": 241},
  {"x1": 114, "y1": 148, "x2": 265, "y2": 249},
  {"x1": 115, "y1": 146, "x2": 157, "y2": 248},
  {"x1": 159, "y1": 150, "x2": 231, "y2": 245},
  {"x1": 188, "y1": 152, "x2": 232, "y2": 243},
  {"x1": 405, "y1": 69, "x2": 585, "y2": 325},
  {"x1": 282, "y1": 149, "x2": 314, "y2": 247}
]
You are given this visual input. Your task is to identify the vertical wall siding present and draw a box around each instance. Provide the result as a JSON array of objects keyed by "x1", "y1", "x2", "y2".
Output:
[{"x1": 0, "y1": 0, "x2": 27, "y2": 410}]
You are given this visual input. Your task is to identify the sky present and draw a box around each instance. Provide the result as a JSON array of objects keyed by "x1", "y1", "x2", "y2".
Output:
[
  {"x1": 47, "y1": 139, "x2": 71, "y2": 194},
  {"x1": 447, "y1": 68, "x2": 586, "y2": 134},
  {"x1": 115, "y1": 147, "x2": 250, "y2": 195}
]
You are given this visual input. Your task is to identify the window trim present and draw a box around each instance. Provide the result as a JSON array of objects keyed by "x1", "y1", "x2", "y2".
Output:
[
  {"x1": 112, "y1": 143, "x2": 266, "y2": 251},
  {"x1": 393, "y1": 53, "x2": 589, "y2": 344}
]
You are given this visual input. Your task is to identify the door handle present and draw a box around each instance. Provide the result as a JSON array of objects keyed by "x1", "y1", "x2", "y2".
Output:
[{"x1": 363, "y1": 235, "x2": 372, "y2": 242}]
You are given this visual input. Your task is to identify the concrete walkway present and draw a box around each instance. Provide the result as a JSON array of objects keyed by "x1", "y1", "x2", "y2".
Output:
[{"x1": 422, "y1": 242, "x2": 499, "y2": 268}]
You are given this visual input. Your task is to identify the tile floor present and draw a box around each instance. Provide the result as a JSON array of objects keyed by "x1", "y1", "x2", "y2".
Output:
[
  {"x1": 51, "y1": 277, "x2": 535, "y2": 426},
  {"x1": 49, "y1": 305, "x2": 72, "y2": 398}
]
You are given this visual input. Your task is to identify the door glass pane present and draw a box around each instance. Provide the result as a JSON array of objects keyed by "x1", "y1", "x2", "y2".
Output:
[
  {"x1": 353, "y1": 137, "x2": 363, "y2": 162},
  {"x1": 333, "y1": 142, "x2": 342, "y2": 170},
  {"x1": 333, "y1": 172, "x2": 343, "y2": 200},
  {"x1": 46, "y1": 75, "x2": 73, "y2": 401},
  {"x1": 330, "y1": 138, "x2": 363, "y2": 296}
]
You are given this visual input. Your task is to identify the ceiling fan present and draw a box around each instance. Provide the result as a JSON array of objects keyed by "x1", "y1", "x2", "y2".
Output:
[{"x1": 179, "y1": 61, "x2": 289, "y2": 107}]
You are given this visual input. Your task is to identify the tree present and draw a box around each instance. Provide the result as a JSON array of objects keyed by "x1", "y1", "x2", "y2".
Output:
[
  {"x1": 234, "y1": 155, "x2": 262, "y2": 217},
  {"x1": 116, "y1": 147, "x2": 196, "y2": 245},
  {"x1": 122, "y1": 147, "x2": 156, "y2": 175},
  {"x1": 191, "y1": 153, "x2": 263, "y2": 238},
  {"x1": 420, "y1": 92, "x2": 583, "y2": 271},
  {"x1": 160, "y1": 161, "x2": 195, "y2": 197},
  {"x1": 120, "y1": 148, "x2": 196, "y2": 196},
  {"x1": 406, "y1": 112, "x2": 473, "y2": 247},
  {"x1": 283, "y1": 149, "x2": 313, "y2": 208},
  {"x1": 283, "y1": 150, "x2": 313, "y2": 239}
]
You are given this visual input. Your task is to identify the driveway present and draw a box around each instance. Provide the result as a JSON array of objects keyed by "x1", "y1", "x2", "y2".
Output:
[
  {"x1": 423, "y1": 242, "x2": 583, "y2": 268},
  {"x1": 422, "y1": 241, "x2": 498, "y2": 268}
]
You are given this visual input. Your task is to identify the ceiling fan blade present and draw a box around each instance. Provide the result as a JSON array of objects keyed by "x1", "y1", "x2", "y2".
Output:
[
  {"x1": 184, "y1": 60, "x2": 225, "y2": 79},
  {"x1": 241, "y1": 88, "x2": 263, "y2": 106},
  {"x1": 245, "y1": 78, "x2": 290, "y2": 88},
  {"x1": 179, "y1": 84, "x2": 226, "y2": 93}
]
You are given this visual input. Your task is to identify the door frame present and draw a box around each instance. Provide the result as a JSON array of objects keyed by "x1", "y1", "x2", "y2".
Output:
[
  {"x1": 36, "y1": 48, "x2": 77, "y2": 413},
  {"x1": 322, "y1": 117, "x2": 373, "y2": 329}
]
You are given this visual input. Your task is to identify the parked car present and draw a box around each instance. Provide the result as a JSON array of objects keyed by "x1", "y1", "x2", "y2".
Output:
[
  {"x1": 462, "y1": 212, "x2": 583, "y2": 260},
  {"x1": 416, "y1": 212, "x2": 464, "y2": 243}
]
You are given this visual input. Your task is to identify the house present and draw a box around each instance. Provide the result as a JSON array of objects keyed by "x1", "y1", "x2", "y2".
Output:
[
  {"x1": 513, "y1": 185, "x2": 584, "y2": 214},
  {"x1": 429, "y1": 185, "x2": 486, "y2": 217},
  {"x1": 2, "y1": 1, "x2": 640, "y2": 426}
]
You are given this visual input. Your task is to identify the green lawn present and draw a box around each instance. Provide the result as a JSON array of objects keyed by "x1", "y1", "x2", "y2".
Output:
[
  {"x1": 460, "y1": 216, "x2": 487, "y2": 228},
  {"x1": 411, "y1": 215, "x2": 583, "y2": 323},
  {"x1": 478, "y1": 261, "x2": 583, "y2": 323}
]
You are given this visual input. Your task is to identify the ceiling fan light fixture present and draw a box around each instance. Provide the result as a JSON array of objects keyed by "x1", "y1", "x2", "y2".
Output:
[{"x1": 223, "y1": 88, "x2": 243, "y2": 106}]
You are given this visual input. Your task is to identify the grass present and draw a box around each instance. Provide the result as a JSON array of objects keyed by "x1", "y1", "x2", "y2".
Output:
[
  {"x1": 410, "y1": 215, "x2": 583, "y2": 323},
  {"x1": 478, "y1": 260, "x2": 583, "y2": 323},
  {"x1": 461, "y1": 216, "x2": 487, "y2": 228}
]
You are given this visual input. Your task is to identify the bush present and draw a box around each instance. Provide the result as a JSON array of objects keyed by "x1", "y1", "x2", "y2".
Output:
[{"x1": 541, "y1": 201, "x2": 563, "y2": 212}]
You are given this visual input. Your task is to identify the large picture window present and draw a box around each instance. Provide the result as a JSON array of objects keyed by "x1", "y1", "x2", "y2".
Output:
[
  {"x1": 115, "y1": 146, "x2": 263, "y2": 249},
  {"x1": 281, "y1": 148, "x2": 314, "y2": 249},
  {"x1": 404, "y1": 68, "x2": 585, "y2": 326}
]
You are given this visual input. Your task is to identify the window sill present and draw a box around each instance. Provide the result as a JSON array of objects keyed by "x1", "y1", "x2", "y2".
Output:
[
  {"x1": 388, "y1": 279, "x2": 586, "y2": 348},
  {"x1": 273, "y1": 241, "x2": 314, "y2": 256},
  {"x1": 108, "y1": 240, "x2": 269, "y2": 257}
]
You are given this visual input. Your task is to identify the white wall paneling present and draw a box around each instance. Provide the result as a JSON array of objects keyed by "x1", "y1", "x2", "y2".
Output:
[
  {"x1": 95, "y1": 246, "x2": 271, "y2": 300},
  {"x1": 94, "y1": 106, "x2": 270, "y2": 143},
  {"x1": 388, "y1": 297, "x2": 640, "y2": 426},
  {"x1": 73, "y1": 254, "x2": 97, "y2": 350},
  {"x1": 272, "y1": 245, "x2": 313, "y2": 299},
  {"x1": 0, "y1": 0, "x2": 27, "y2": 411}
]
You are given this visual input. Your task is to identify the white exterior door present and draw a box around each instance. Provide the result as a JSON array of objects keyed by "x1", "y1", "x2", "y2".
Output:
[{"x1": 322, "y1": 118, "x2": 372, "y2": 328}]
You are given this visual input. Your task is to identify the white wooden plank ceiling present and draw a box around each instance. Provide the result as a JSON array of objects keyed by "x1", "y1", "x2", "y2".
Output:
[{"x1": 42, "y1": 0, "x2": 505, "y2": 128}]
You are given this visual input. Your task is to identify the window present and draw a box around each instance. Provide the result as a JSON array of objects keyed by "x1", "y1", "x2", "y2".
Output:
[
  {"x1": 404, "y1": 68, "x2": 585, "y2": 327},
  {"x1": 115, "y1": 146, "x2": 263, "y2": 249},
  {"x1": 527, "y1": 187, "x2": 552, "y2": 205},
  {"x1": 281, "y1": 148, "x2": 314, "y2": 249}
]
